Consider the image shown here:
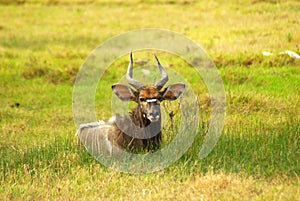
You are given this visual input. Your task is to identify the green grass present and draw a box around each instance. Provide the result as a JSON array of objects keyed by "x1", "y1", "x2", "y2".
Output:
[{"x1": 1, "y1": 0, "x2": 300, "y2": 200}]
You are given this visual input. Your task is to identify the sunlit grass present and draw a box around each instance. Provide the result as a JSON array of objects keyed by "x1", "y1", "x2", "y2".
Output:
[{"x1": 0, "y1": 0, "x2": 299, "y2": 200}]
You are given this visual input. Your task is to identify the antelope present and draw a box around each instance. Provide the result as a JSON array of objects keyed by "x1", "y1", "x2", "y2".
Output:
[{"x1": 77, "y1": 53, "x2": 185, "y2": 156}]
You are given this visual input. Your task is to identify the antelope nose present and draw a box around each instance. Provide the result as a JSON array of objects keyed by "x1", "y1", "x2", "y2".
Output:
[
  {"x1": 148, "y1": 111, "x2": 160, "y2": 122},
  {"x1": 150, "y1": 111, "x2": 159, "y2": 118}
]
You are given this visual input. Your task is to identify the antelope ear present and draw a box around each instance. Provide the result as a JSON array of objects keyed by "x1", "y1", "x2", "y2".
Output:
[
  {"x1": 112, "y1": 84, "x2": 136, "y2": 101},
  {"x1": 162, "y1": 83, "x2": 185, "y2": 101}
]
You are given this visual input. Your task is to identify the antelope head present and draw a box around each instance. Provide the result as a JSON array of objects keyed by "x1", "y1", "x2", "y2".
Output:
[{"x1": 112, "y1": 53, "x2": 185, "y2": 122}]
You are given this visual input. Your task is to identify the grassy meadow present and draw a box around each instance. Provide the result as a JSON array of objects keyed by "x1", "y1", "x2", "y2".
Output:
[{"x1": 0, "y1": 0, "x2": 300, "y2": 200}]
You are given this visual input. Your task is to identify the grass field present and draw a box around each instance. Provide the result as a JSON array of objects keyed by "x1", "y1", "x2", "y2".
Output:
[{"x1": 0, "y1": 0, "x2": 300, "y2": 200}]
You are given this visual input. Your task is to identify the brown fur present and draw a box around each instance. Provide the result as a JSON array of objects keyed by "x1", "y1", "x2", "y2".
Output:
[
  {"x1": 113, "y1": 96, "x2": 162, "y2": 151},
  {"x1": 139, "y1": 87, "x2": 160, "y2": 100}
]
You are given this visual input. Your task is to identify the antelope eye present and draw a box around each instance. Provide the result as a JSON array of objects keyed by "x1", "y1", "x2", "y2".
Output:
[{"x1": 139, "y1": 98, "x2": 146, "y2": 102}]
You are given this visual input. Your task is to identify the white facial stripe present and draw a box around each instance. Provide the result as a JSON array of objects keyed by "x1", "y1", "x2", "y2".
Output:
[{"x1": 146, "y1": 99, "x2": 157, "y2": 103}]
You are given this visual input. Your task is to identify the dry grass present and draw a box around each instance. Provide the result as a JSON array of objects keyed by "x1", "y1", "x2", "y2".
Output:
[{"x1": 3, "y1": 167, "x2": 299, "y2": 200}]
